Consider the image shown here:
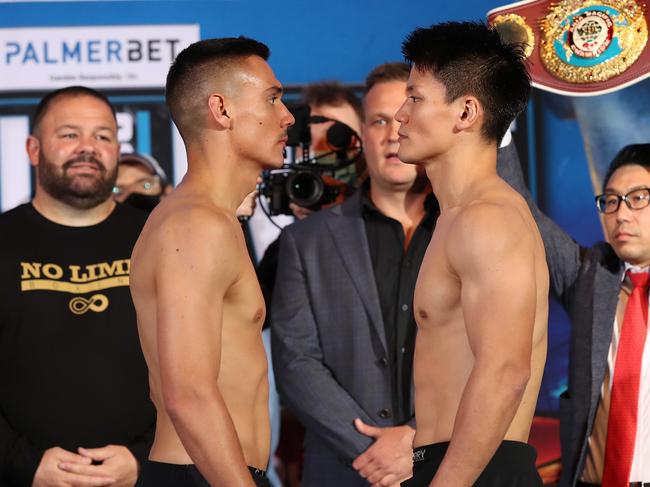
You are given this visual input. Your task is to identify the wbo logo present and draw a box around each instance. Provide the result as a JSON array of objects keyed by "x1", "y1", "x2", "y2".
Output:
[{"x1": 568, "y1": 10, "x2": 614, "y2": 59}]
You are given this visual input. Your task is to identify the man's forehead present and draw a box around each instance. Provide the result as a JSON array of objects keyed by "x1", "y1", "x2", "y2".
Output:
[
  {"x1": 365, "y1": 80, "x2": 407, "y2": 106},
  {"x1": 406, "y1": 78, "x2": 423, "y2": 92},
  {"x1": 118, "y1": 163, "x2": 154, "y2": 179},
  {"x1": 312, "y1": 103, "x2": 356, "y2": 119},
  {"x1": 407, "y1": 66, "x2": 444, "y2": 88},
  {"x1": 235, "y1": 55, "x2": 282, "y2": 91},
  {"x1": 44, "y1": 95, "x2": 116, "y2": 127},
  {"x1": 607, "y1": 164, "x2": 650, "y2": 190}
]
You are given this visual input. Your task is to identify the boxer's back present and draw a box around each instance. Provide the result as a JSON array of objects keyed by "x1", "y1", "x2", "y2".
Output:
[{"x1": 131, "y1": 189, "x2": 270, "y2": 469}]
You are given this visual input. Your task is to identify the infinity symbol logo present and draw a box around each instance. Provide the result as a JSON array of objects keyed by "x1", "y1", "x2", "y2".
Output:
[{"x1": 69, "y1": 294, "x2": 109, "y2": 315}]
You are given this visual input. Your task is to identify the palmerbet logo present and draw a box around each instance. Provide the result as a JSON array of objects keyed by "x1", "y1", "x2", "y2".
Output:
[
  {"x1": 0, "y1": 25, "x2": 199, "y2": 89},
  {"x1": 4, "y1": 38, "x2": 183, "y2": 65}
]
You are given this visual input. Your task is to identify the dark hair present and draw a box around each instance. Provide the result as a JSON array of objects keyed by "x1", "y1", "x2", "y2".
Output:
[
  {"x1": 301, "y1": 81, "x2": 363, "y2": 123},
  {"x1": 364, "y1": 62, "x2": 410, "y2": 94},
  {"x1": 603, "y1": 144, "x2": 650, "y2": 190},
  {"x1": 31, "y1": 86, "x2": 115, "y2": 134},
  {"x1": 165, "y1": 36, "x2": 270, "y2": 139},
  {"x1": 402, "y1": 21, "x2": 530, "y2": 143}
]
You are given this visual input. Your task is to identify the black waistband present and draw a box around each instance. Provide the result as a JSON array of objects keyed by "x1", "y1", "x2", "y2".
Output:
[
  {"x1": 412, "y1": 440, "x2": 537, "y2": 465},
  {"x1": 570, "y1": 481, "x2": 649, "y2": 487},
  {"x1": 141, "y1": 460, "x2": 266, "y2": 478},
  {"x1": 248, "y1": 466, "x2": 267, "y2": 478}
]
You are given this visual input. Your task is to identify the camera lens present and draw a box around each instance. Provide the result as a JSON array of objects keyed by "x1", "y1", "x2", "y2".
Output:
[
  {"x1": 326, "y1": 122, "x2": 355, "y2": 151},
  {"x1": 286, "y1": 171, "x2": 324, "y2": 207}
]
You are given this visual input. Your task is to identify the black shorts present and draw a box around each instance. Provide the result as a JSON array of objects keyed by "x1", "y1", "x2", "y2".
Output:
[
  {"x1": 401, "y1": 440, "x2": 542, "y2": 487},
  {"x1": 137, "y1": 460, "x2": 270, "y2": 487}
]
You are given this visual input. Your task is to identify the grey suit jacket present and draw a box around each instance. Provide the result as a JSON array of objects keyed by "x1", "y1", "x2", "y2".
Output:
[
  {"x1": 503, "y1": 144, "x2": 624, "y2": 487},
  {"x1": 271, "y1": 190, "x2": 409, "y2": 487}
]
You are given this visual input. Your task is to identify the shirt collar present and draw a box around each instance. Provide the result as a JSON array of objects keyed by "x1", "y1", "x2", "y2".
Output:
[
  {"x1": 623, "y1": 262, "x2": 650, "y2": 281},
  {"x1": 360, "y1": 181, "x2": 439, "y2": 227},
  {"x1": 621, "y1": 263, "x2": 649, "y2": 294}
]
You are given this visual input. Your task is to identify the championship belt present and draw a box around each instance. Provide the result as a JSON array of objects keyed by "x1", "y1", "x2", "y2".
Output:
[{"x1": 487, "y1": 0, "x2": 650, "y2": 96}]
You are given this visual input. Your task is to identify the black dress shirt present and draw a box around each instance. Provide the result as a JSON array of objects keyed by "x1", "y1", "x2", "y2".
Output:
[{"x1": 361, "y1": 189, "x2": 438, "y2": 424}]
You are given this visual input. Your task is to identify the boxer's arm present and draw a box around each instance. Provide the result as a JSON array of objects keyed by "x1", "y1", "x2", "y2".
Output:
[
  {"x1": 155, "y1": 211, "x2": 254, "y2": 487},
  {"x1": 271, "y1": 228, "x2": 376, "y2": 462},
  {"x1": 430, "y1": 204, "x2": 538, "y2": 487}
]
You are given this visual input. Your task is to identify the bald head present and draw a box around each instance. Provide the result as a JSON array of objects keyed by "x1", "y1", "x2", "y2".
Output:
[{"x1": 165, "y1": 36, "x2": 270, "y2": 141}]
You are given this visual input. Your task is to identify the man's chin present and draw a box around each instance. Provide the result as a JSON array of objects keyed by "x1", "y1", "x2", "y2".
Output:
[
  {"x1": 58, "y1": 193, "x2": 112, "y2": 209},
  {"x1": 613, "y1": 247, "x2": 642, "y2": 265},
  {"x1": 44, "y1": 180, "x2": 115, "y2": 209},
  {"x1": 69, "y1": 181, "x2": 109, "y2": 197},
  {"x1": 396, "y1": 150, "x2": 421, "y2": 165},
  {"x1": 263, "y1": 157, "x2": 285, "y2": 170}
]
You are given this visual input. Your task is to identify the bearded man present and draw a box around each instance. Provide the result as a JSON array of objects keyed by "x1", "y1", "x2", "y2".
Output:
[{"x1": 0, "y1": 86, "x2": 155, "y2": 487}]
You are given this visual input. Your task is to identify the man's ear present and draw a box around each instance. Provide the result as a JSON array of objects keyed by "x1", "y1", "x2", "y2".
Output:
[
  {"x1": 208, "y1": 93, "x2": 232, "y2": 129},
  {"x1": 25, "y1": 135, "x2": 40, "y2": 167},
  {"x1": 456, "y1": 96, "x2": 482, "y2": 133}
]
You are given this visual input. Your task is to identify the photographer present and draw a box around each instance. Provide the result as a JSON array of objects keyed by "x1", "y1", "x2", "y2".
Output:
[
  {"x1": 261, "y1": 81, "x2": 364, "y2": 220},
  {"x1": 113, "y1": 152, "x2": 171, "y2": 213}
]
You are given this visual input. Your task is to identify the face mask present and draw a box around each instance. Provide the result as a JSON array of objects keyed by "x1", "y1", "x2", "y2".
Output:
[{"x1": 123, "y1": 192, "x2": 161, "y2": 213}]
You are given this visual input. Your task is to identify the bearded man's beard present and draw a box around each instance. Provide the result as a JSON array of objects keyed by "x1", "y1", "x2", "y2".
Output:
[{"x1": 38, "y1": 153, "x2": 118, "y2": 209}]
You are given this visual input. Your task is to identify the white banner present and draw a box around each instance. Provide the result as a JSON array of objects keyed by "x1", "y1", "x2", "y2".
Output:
[{"x1": 0, "y1": 24, "x2": 200, "y2": 90}]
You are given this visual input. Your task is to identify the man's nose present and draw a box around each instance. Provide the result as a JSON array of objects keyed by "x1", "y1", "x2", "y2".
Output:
[
  {"x1": 76, "y1": 134, "x2": 100, "y2": 154},
  {"x1": 282, "y1": 103, "x2": 295, "y2": 127},
  {"x1": 387, "y1": 121, "x2": 400, "y2": 143},
  {"x1": 615, "y1": 199, "x2": 634, "y2": 223},
  {"x1": 394, "y1": 101, "x2": 408, "y2": 124}
]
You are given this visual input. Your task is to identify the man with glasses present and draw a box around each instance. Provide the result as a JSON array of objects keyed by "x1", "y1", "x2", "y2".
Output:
[
  {"x1": 509, "y1": 143, "x2": 650, "y2": 486},
  {"x1": 113, "y1": 152, "x2": 171, "y2": 213}
]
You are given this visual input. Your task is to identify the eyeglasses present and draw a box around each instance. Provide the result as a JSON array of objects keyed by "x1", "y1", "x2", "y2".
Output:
[
  {"x1": 113, "y1": 176, "x2": 162, "y2": 196},
  {"x1": 595, "y1": 187, "x2": 650, "y2": 214}
]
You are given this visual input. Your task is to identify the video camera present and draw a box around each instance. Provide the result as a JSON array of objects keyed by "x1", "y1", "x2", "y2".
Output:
[{"x1": 259, "y1": 104, "x2": 363, "y2": 216}]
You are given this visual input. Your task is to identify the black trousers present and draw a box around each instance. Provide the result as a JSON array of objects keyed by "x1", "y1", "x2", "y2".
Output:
[
  {"x1": 401, "y1": 440, "x2": 542, "y2": 487},
  {"x1": 136, "y1": 460, "x2": 270, "y2": 487}
]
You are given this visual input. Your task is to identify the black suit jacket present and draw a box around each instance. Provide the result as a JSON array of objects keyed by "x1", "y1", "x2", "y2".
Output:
[{"x1": 271, "y1": 190, "x2": 413, "y2": 487}]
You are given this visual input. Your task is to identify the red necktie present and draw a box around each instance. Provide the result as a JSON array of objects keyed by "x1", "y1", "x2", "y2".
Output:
[{"x1": 602, "y1": 270, "x2": 649, "y2": 487}]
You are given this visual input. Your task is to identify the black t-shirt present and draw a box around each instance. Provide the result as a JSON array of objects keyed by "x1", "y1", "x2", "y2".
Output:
[{"x1": 0, "y1": 203, "x2": 155, "y2": 486}]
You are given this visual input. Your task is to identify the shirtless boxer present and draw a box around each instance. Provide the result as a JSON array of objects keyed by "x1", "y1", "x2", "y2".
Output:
[
  {"x1": 394, "y1": 23, "x2": 549, "y2": 486},
  {"x1": 130, "y1": 37, "x2": 294, "y2": 487}
]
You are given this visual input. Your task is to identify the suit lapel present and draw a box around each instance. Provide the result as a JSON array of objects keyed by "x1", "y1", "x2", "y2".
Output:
[
  {"x1": 326, "y1": 195, "x2": 387, "y2": 353},
  {"x1": 589, "y1": 263, "x2": 623, "y2": 418}
]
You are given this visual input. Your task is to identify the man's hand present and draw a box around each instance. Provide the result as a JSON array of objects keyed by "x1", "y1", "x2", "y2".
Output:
[
  {"x1": 56, "y1": 446, "x2": 137, "y2": 487},
  {"x1": 288, "y1": 203, "x2": 313, "y2": 220},
  {"x1": 236, "y1": 189, "x2": 258, "y2": 219},
  {"x1": 32, "y1": 447, "x2": 115, "y2": 487},
  {"x1": 352, "y1": 419, "x2": 415, "y2": 487},
  {"x1": 70, "y1": 446, "x2": 138, "y2": 487}
]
